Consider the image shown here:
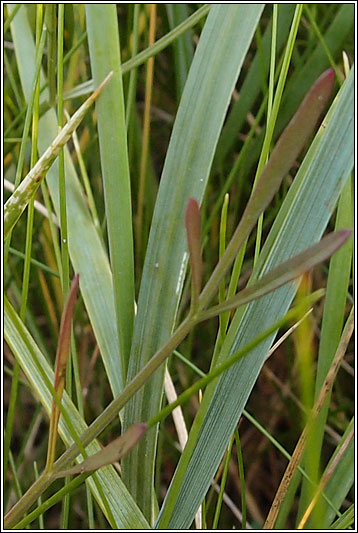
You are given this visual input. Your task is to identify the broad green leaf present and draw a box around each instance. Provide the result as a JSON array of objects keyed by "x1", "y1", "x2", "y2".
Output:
[
  {"x1": 185, "y1": 198, "x2": 203, "y2": 309},
  {"x1": 121, "y1": 5, "x2": 265, "y2": 522},
  {"x1": 4, "y1": 297, "x2": 149, "y2": 529},
  {"x1": 156, "y1": 65, "x2": 354, "y2": 530}
]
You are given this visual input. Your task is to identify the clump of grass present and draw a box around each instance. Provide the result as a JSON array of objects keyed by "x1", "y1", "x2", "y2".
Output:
[{"x1": 4, "y1": 4, "x2": 354, "y2": 530}]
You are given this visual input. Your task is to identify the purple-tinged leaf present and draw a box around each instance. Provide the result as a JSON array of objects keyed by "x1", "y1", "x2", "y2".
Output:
[
  {"x1": 199, "y1": 69, "x2": 336, "y2": 310},
  {"x1": 46, "y1": 274, "x2": 79, "y2": 470},
  {"x1": 56, "y1": 423, "x2": 147, "y2": 477},
  {"x1": 199, "y1": 230, "x2": 350, "y2": 322},
  {"x1": 53, "y1": 274, "x2": 80, "y2": 391}
]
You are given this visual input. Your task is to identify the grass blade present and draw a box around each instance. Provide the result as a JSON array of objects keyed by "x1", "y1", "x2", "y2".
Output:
[
  {"x1": 199, "y1": 230, "x2": 351, "y2": 321},
  {"x1": 3, "y1": 72, "x2": 113, "y2": 240},
  {"x1": 86, "y1": 5, "x2": 135, "y2": 372},
  {"x1": 4, "y1": 297, "x2": 149, "y2": 529},
  {"x1": 9, "y1": 3, "x2": 125, "y2": 399},
  {"x1": 45, "y1": 274, "x2": 79, "y2": 472},
  {"x1": 56, "y1": 423, "x2": 147, "y2": 478},
  {"x1": 121, "y1": 6, "x2": 265, "y2": 521},
  {"x1": 156, "y1": 65, "x2": 353, "y2": 531}
]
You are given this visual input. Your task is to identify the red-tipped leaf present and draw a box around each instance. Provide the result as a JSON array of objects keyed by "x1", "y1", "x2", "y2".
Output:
[
  {"x1": 46, "y1": 274, "x2": 80, "y2": 471},
  {"x1": 199, "y1": 69, "x2": 336, "y2": 310}
]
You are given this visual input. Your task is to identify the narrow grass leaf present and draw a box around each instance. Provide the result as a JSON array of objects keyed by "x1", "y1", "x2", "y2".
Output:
[
  {"x1": 4, "y1": 297, "x2": 149, "y2": 529},
  {"x1": 156, "y1": 65, "x2": 353, "y2": 531},
  {"x1": 199, "y1": 230, "x2": 351, "y2": 321},
  {"x1": 56, "y1": 424, "x2": 147, "y2": 478},
  {"x1": 86, "y1": 5, "x2": 135, "y2": 371},
  {"x1": 45, "y1": 274, "x2": 79, "y2": 471},
  {"x1": 3, "y1": 72, "x2": 113, "y2": 240},
  {"x1": 122, "y1": 5, "x2": 265, "y2": 522}
]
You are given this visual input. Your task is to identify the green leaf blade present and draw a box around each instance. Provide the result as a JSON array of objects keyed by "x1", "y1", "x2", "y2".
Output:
[
  {"x1": 9, "y1": 3, "x2": 125, "y2": 399},
  {"x1": 156, "y1": 65, "x2": 354, "y2": 532},
  {"x1": 86, "y1": 4, "x2": 135, "y2": 372},
  {"x1": 4, "y1": 297, "x2": 149, "y2": 529},
  {"x1": 121, "y1": 4, "x2": 265, "y2": 522}
]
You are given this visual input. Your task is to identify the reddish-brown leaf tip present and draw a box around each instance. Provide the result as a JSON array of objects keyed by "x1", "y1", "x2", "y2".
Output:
[
  {"x1": 185, "y1": 197, "x2": 200, "y2": 222},
  {"x1": 332, "y1": 228, "x2": 352, "y2": 247},
  {"x1": 306, "y1": 68, "x2": 335, "y2": 114}
]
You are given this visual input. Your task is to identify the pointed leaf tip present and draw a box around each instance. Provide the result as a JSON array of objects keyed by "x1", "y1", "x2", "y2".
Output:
[
  {"x1": 311, "y1": 68, "x2": 335, "y2": 110},
  {"x1": 55, "y1": 423, "x2": 147, "y2": 478},
  {"x1": 54, "y1": 273, "x2": 80, "y2": 387},
  {"x1": 332, "y1": 228, "x2": 352, "y2": 248}
]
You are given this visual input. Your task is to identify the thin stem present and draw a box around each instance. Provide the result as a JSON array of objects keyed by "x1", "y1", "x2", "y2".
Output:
[
  {"x1": 4, "y1": 315, "x2": 193, "y2": 529},
  {"x1": 57, "y1": 4, "x2": 69, "y2": 297},
  {"x1": 136, "y1": 3, "x2": 157, "y2": 265},
  {"x1": 121, "y1": 4, "x2": 211, "y2": 76},
  {"x1": 4, "y1": 6, "x2": 44, "y2": 488},
  {"x1": 254, "y1": 3, "x2": 277, "y2": 265},
  {"x1": 263, "y1": 307, "x2": 354, "y2": 529}
]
